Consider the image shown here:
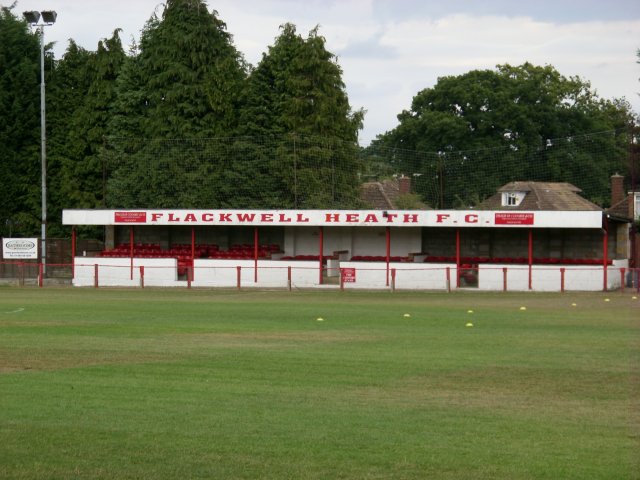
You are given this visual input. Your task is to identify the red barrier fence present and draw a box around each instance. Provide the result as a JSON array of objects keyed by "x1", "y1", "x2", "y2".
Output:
[{"x1": 2, "y1": 260, "x2": 639, "y2": 293}]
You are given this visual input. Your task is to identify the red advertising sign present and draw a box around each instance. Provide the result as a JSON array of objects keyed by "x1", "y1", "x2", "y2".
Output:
[
  {"x1": 495, "y1": 213, "x2": 534, "y2": 225},
  {"x1": 341, "y1": 268, "x2": 356, "y2": 283},
  {"x1": 114, "y1": 212, "x2": 147, "y2": 223}
]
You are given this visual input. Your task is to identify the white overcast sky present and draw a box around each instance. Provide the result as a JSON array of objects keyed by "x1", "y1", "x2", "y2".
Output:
[{"x1": 7, "y1": 0, "x2": 640, "y2": 145}]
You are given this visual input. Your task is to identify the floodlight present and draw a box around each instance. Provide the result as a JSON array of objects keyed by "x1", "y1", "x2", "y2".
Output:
[
  {"x1": 23, "y1": 11, "x2": 41, "y2": 24},
  {"x1": 22, "y1": 8, "x2": 58, "y2": 273},
  {"x1": 41, "y1": 11, "x2": 57, "y2": 24}
]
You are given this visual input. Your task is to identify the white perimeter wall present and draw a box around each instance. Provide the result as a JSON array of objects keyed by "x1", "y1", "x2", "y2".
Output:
[
  {"x1": 73, "y1": 257, "x2": 629, "y2": 292},
  {"x1": 339, "y1": 262, "x2": 452, "y2": 290},
  {"x1": 478, "y1": 261, "x2": 628, "y2": 291},
  {"x1": 74, "y1": 257, "x2": 178, "y2": 287},
  {"x1": 74, "y1": 258, "x2": 321, "y2": 289},
  {"x1": 192, "y1": 259, "x2": 319, "y2": 288}
]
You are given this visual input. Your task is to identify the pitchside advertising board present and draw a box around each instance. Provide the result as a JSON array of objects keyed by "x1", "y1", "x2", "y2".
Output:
[
  {"x1": 2, "y1": 238, "x2": 38, "y2": 259},
  {"x1": 62, "y1": 209, "x2": 604, "y2": 229}
]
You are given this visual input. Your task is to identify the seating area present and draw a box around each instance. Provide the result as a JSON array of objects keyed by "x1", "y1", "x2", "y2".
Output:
[
  {"x1": 279, "y1": 255, "x2": 322, "y2": 261},
  {"x1": 350, "y1": 255, "x2": 408, "y2": 262},
  {"x1": 100, "y1": 242, "x2": 281, "y2": 260},
  {"x1": 96, "y1": 246, "x2": 614, "y2": 271},
  {"x1": 208, "y1": 244, "x2": 280, "y2": 259},
  {"x1": 423, "y1": 255, "x2": 613, "y2": 265}
]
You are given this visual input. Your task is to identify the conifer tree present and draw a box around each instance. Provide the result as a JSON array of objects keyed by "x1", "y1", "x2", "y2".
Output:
[
  {"x1": 106, "y1": 0, "x2": 247, "y2": 208},
  {"x1": 236, "y1": 23, "x2": 364, "y2": 208},
  {"x1": 46, "y1": 31, "x2": 126, "y2": 236},
  {"x1": 0, "y1": 6, "x2": 43, "y2": 236}
]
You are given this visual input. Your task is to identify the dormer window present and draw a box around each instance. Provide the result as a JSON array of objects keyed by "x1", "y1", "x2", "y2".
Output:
[{"x1": 502, "y1": 192, "x2": 525, "y2": 207}]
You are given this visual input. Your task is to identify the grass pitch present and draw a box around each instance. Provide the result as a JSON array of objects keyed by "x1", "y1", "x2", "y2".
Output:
[{"x1": 0, "y1": 288, "x2": 638, "y2": 479}]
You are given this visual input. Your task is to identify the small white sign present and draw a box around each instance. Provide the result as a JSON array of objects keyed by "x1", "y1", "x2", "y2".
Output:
[{"x1": 2, "y1": 238, "x2": 38, "y2": 259}]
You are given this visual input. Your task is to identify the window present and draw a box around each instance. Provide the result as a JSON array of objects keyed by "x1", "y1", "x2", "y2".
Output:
[
  {"x1": 502, "y1": 192, "x2": 524, "y2": 207},
  {"x1": 634, "y1": 193, "x2": 640, "y2": 220}
]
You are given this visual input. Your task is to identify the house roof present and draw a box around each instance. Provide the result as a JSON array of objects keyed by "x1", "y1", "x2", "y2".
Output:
[
  {"x1": 607, "y1": 197, "x2": 631, "y2": 219},
  {"x1": 606, "y1": 192, "x2": 637, "y2": 221},
  {"x1": 478, "y1": 181, "x2": 602, "y2": 211},
  {"x1": 361, "y1": 179, "x2": 401, "y2": 210}
]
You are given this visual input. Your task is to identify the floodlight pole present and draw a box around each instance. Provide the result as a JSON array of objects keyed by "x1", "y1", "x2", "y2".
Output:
[
  {"x1": 39, "y1": 24, "x2": 47, "y2": 273},
  {"x1": 24, "y1": 10, "x2": 56, "y2": 274}
]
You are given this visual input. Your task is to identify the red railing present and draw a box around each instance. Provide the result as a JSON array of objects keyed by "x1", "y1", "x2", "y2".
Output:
[{"x1": 2, "y1": 260, "x2": 639, "y2": 293}]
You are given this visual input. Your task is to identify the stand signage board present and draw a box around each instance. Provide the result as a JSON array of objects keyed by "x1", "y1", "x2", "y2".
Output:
[{"x1": 2, "y1": 238, "x2": 38, "y2": 259}]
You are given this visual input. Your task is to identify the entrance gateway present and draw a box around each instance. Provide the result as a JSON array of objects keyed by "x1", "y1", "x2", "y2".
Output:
[{"x1": 63, "y1": 209, "x2": 629, "y2": 291}]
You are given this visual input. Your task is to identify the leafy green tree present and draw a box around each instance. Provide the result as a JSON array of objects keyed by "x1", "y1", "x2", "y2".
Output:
[
  {"x1": 0, "y1": 6, "x2": 42, "y2": 236},
  {"x1": 45, "y1": 31, "x2": 126, "y2": 236},
  {"x1": 235, "y1": 23, "x2": 364, "y2": 208},
  {"x1": 106, "y1": 0, "x2": 247, "y2": 208},
  {"x1": 373, "y1": 63, "x2": 634, "y2": 208}
]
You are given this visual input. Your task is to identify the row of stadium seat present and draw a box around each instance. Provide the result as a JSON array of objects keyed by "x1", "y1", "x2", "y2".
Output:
[
  {"x1": 100, "y1": 243, "x2": 281, "y2": 259},
  {"x1": 279, "y1": 255, "x2": 322, "y2": 261},
  {"x1": 349, "y1": 256, "x2": 409, "y2": 262},
  {"x1": 423, "y1": 255, "x2": 613, "y2": 265}
]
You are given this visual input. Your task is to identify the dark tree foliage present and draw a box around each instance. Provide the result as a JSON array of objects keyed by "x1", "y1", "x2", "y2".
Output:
[
  {"x1": 106, "y1": 0, "x2": 247, "y2": 208},
  {"x1": 235, "y1": 24, "x2": 365, "y2": 208},
  {"x1": 372, "y1": 63, "x2": 634, "y2": 208},
  {"x1": 2, "y1": 0, "x2": 638, "y2": 241},
  {"x1": 0, "y1": 6, "x2": 42, "y2": 236},
  {"x1": 45, "y1": 31, "x2": 126, "y2": 236}
]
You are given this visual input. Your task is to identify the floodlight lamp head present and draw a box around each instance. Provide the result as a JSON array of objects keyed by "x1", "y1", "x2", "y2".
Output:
[
  {"x1": 23, "y1": 11, "x2": 41, "y2": 24},
  {"x1": 41, "y1": 11, "x2": 57, "y2": 24}
]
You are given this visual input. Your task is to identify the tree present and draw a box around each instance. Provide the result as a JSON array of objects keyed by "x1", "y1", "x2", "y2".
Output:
[
  {"x1": 106, "y1": 0, "x2": 247, "y2": 208},
  {"x1": 235, "y1": 23, "x2": 364, "y2": 208},
  {"x1": 46, "y1": 31, "x2": 126, "y2": 236},
  {"x1": 372, "y1": 63, "x2": 634, "y2": 208},
  {"x1": 0, "y1": 6, "x2": 43, "y2": 237}
]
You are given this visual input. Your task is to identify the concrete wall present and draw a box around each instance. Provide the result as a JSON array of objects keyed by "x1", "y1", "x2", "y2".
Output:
[
  {"x1": 477, "y1": 261, "x2": 629, "y2": 291},
  {"x1": 74, "y1": 257, "x2": 178, "y2": 287},
  {"x1": 192, "y1": 259, "x2": 319, "y2": 288},
  {"x1": 73, "y1": 257, "x2": 630, "y2": 292},
  {"x1": 339, "y1": 262, "x2": 452, "y2": 290},
  {"x1": 478, "y1": 265, "x2": 529, "y2": 291}
]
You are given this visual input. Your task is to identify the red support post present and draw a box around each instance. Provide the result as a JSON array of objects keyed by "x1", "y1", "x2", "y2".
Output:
[
  {"x1": 129, "y1": 227, "x2": 134, "y2": 280},
  {"x1": 560, "y1": 268, "x2": 565, "y2": 293},
  {"x1": 528, "y1": 229, "x2": 533, "y2": 290},
  {"x1": 140, "y1": 265, "x2": 145, "y2": 289},
  {"x1": 602, "y1": 216, "x2": 609, "y2": 291},
  {"x1": 446, "y1": 266, "x2": 451, "y2": 292},
  {"x1": 340, "y1": 268, "x2": 344, "y2": 291},
  {"x1": 318, "y1": 226, "x2": 324, "y2": 285},
  {"x1": 385, "y1": 227, "x2": 391, "y2": 287},
  {"x1": 455, "y1": 229, "x2": 461, "y2": 288},
  {"x1": 620, "y1": 268, "x2": 625, "y2": 293},
  {"x1": 254, "y1": 227, "x2": 259, "y2": 283},
  {"x1": 237, "y1": 266, "x2": 241, "y2": 290},
  {"x1": 503, "y1": 267, "x2": 507, "y2": 292},
  {"x1": 390, "y1": 268, "x2": 396, "y2": 292},
  {"x1": 71, "y1": 227, "x2": 76, "y2": 279},
  {"x1": 94, "y1": 264, "x2": 99, "y2": 289},
  {"x1": 38, "y1": 263, "x2": 43, "y2": 288},
  {"x1": 191, "y1": 227, "x2": 196, "y2": 282},
  {"x1": 287, "y1": 265, "x2": 292, "y2": 291}
]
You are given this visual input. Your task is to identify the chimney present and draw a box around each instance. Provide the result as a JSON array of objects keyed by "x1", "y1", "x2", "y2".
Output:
[
  {"x1": 611, "y1": 174, "x2": 625, "y2": 206},
  {"x1": 398, "y1": 175, "x2": 411, "y2": 195}
]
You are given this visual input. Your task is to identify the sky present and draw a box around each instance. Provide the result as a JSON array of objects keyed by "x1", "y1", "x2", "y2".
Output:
[{"x1": 7, "y1": 0, "x2": 640, "y2": 145}]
